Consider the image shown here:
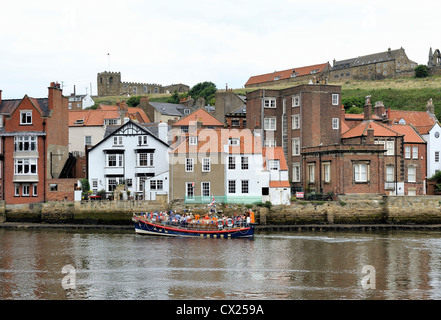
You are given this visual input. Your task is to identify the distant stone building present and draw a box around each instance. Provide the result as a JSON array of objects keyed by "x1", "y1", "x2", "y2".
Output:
[
  {"x1": 330, "y1": 47, "x2": 417, "y2": 81},
  {"x1": 97, "y1": 71, "x2": 190, "y2": 97}
]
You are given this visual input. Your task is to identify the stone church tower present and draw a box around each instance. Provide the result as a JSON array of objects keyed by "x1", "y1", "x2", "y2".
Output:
[{"x1": 97, "y1": 72, "x2": 122, "y2": 96}]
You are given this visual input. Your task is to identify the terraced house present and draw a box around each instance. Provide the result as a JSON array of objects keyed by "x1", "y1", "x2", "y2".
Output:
[{"x1": 0, "y1": 83, "x2": 72, "y2": 203}]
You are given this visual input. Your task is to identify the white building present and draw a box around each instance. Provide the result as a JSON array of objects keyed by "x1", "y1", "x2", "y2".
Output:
[
  {"x1": 68, "y1": 93, "x2": 95, "y2": 110},
  {"x1": 87, "y1": 120, "x2": 169, "y2": 200},
  {"x1": 263, "y1": 147, "x2": 291, "y2": 205},
  {"x1": 224, "y1": 134, "x2": 269, "y2": 204},
  {"x1": 423, "y1": 123, "x2": 441, "y2": 178}
]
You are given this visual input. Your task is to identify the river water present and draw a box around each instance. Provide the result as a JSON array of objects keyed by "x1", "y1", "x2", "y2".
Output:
[{"x1": 1, "y1": 228, "x2": 441, "y2": 300}]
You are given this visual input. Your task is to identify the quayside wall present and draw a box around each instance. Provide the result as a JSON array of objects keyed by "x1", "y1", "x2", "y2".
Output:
[{"x1": 1, "y1": 194, "x2": 441, "y2": 225}]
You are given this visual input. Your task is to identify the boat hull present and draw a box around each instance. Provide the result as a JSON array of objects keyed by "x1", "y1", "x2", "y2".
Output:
[{"x1": 133, "y1": 218, "x2": 254, "y2": 238}]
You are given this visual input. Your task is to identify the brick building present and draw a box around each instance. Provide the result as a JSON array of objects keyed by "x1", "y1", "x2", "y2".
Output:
[
  {"x1": 302, "y1": 97, "x2": 427, "y2": 196},
  {"x1": 245, "y1": 84, "x2": 342, "y2": 192},
  {"x1": 0, "y1": 83, "x2": 72, "y2": 203}
]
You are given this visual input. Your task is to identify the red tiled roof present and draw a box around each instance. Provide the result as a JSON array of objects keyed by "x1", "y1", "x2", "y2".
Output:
[
  {"x1": 172, "y1": 108, "x2": 223, "y2": 127},
  {"x1": 69, "y1": 110, "x2": 121, "y2": 126},
  {"x1": 341, "y1": 121, "x2": 402, "y2": 139},
  {"x1": 269, "y1": 181, "x2": 291, "y2": 188},
  {"x1": 388, "y1": 110, "x2": 436, "y2": 135},
  {"x1": 170, "y1": 129, "x2": 262, "y2": 154},
  {"x1": 262, "y1": 147, "x2": 288, "y2": 170},
  {"x1": 390, "y1": 124, "x2": 425, "y2": 143},
  {"x1": 245, "y1": 62, "x2": 330, "y2": 86}
]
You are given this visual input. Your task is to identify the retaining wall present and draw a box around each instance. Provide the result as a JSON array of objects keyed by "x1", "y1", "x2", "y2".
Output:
[{"x1": 2, "y1": 194, "x2": 441, "y2": 225}]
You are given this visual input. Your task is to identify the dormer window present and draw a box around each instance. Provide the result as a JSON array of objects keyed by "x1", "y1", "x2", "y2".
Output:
[
  {"x1": 74, "y1": 119, "x2": 84, "y2": 125},
  {"x1": 20, "y1": 111, "x2": 32, "y2": 125}
]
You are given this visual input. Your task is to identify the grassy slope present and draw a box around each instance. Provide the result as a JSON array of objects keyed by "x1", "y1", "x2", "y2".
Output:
[
  {"x1": 92, "y1": 76, "x2": 441, "y2": 120},
  {"x1": 233, "y1": 75, "x2": 441, "y2": 119}
]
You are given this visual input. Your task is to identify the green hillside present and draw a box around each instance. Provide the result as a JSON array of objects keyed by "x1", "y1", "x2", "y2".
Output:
[{"x1": 234, "y1": 75, "x2": 441, "y2": 120}]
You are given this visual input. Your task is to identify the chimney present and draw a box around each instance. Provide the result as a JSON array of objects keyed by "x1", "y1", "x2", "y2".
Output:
[
  {"x1": 427, "y1": 98, "x2": 435, "y2": 115},
  {"x1": 158, "y1": 122, "x2": 168, "y2": 144},
  {"x1": 387, "y1": 47, "x2": 392, "y2": 59},
  {"x1": 374, "y1": 101, "x2": 385, "y2": 118},
  {"x1": 0, "y1": 89, "x2": 2, "y2": 105},
  {"x1": 364, "y1": 95, "x2": 372, "y2": 121},
  {"x1": 340, "y1": 104, "x2": 346, "y2": 124},
  {"x1": 366, "y1": 126, "x2": 374, "y2": 144},
  {"x1": 48, "y1": 82, "x2": 62, "y2": 111}
]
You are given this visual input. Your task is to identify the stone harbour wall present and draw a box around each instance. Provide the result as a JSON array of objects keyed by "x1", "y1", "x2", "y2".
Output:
[{"x1": 2, "y1": 194, "x2": 441, "y2": 225}]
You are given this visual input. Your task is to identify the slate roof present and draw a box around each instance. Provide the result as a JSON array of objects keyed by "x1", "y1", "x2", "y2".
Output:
[
  {"x1": 149, "y1": 102, "x2": 190, "y2": 117},
  {"x1": 0, "y1": 97, "x2": 50, "y2": 117}
]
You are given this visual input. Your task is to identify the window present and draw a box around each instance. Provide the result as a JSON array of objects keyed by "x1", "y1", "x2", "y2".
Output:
[
  {"x1": 150, "y1": 180, "x2": 163, "y2": 190},
  {"x1": 386, "y1": 141, "x2": 394, "y2": 156},
  {"x1": 405, "y1": 146, "x2": 411, "y2": 159},
  {"x1": 104, "y1": 119, "x2": 119, "y2": 125},
  {"x1": 228, "y1": 138, "x2": 239, "y2": 146},
  {"x1": 14, "y1": 184, "x2": 19, "y2": 196},
  {"x1": 354, "y1": 163, "x2": 368, "y2": 182},
  {"x1": 138, "y1": 153, "x2": 153, "y2": 167},
  {"x1": 14, "y1": 136, "x2": 37, "y2": 152},
  {"x1": 231, "y1": 120, "x2": 240, "y2": 127},
  {"x1": 436, "y1": 151, "x2": 440, "y2": 163},
  {"x1": 292, "y1": 163, "x2": 301, "y2": 182},
  {"x1": 113, "y1": 136, "x2": 123, "y2": 145},
  {"x1": 269, "y1": 160, "x2": 280, "y2": 171},
  {"x1": 107, "y1": 154, "x2": 123, "y2": 167},
  {"x1": 408, "y1": 166, "x2": 416, "y2": 183},
  {"x1": 264, "y1": 118, "x2": 276, "y2": 131},
  {"x1": 241, "y1": 180, "x2": 249, "y2": 194},
  {"x1": 292, "y1": 95, "x2": 300, "y2": 107},
  {"x1": 264, "y1": 98, "x2": 276, "y2": 108},
  {"x1": 332, "y1": 94, "x2": 339, "y2": 105},
  {"x1": 323, "y1": 162, "x2": 331, "y2": 183},
  {"x1": 332, "y1": 118, "x2": 339, "y2": 130},
  {"x1": 126, "y1": 179, "x2": 132, "y2": 187},
  {"x1": 32, "y1": 184, "x2": 38, "y2": 197},
  {"x1": 412, "y1": 146, "x2": 418, "y2": 159},
  {"x1": 241, "y1": 156, "x2": 249, "y2": 170},
  {"x1": 386, "y1": 165, "x2": 394, "y2": 182},
  {"x1": 22, "y1": 184, "x2": 30, "y2": 197},
  {"x1": 264, "y1": 140, "x2": 276, "y2": 147},
  {"x1": 138, "y1": 176, "x2": 147, "y2": 192},
  {"x1": 228, "y1": 156, "x2": 235, "y2": 170},
  {"x1": 202, "y1": 158, "x2": 210, "y2": 172},
  {"x1": 138, "y1": 135, "x2": 148, "y2": 145},
  {"x1": 308, "y1": 163, "x2": 315, "y2": 183},
  {"x1": 85, "y1": 136, "x2": 92, "y2": 146},
  {"x1": 201, "y1": 182, "x2": 210, "y2": 197},
  {"x1": 50, "y1": 184, "x2": 58, "y2": 191},
  {"x1": 14, "y1": 158, "x2": 37, "y2": 175},
  {"x1": 185, "y1": 158, "x2": 194, "y2": 172},
  {"x1": 292, "y1": 138, "x2": 300, "y2": 156},
  {"x1": 181, "y1": 126, "x2": 189, "y2": 133},
  {"x1": 228, "y1": 180, "x2": 236, "y2": 193},
  {"x1": 189, "y1": 136, "x2": 198, "y2": 145},
  {"x1": 292, "y1": 115, "x2": 300, "y2": 129},
  {"x1": 184, "y1": 109, "x2": 191, "y2": 115},
  {"x1": 20, "y1": 111, "x2": 32, "y2": 125},
  {"x1": 186, "y1": 182, "x2": 195, "y2": 197},
  {"x1": 107, "y1": 178, "x2": 121, "y2": 192}
]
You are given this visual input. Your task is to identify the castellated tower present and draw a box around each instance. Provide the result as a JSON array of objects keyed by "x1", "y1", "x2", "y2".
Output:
[{"x1": 97, "y1": 71, "x2": 122, "y2": 96}]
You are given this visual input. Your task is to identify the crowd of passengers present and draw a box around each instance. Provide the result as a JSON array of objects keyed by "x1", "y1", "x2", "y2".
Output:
[{"x1": 138, "y1": 210, "x2": 253, "y2": 228}]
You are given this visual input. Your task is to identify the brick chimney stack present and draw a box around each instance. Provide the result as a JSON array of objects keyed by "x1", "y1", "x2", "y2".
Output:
[
  {"x1": 364, "y1": 95, "x2": 372, "y2": 121},
  {"x1": 427, "y1": 98, "x2": 435, "y2": 115},
  {"x1": 374, "y1": 101, "x2": 385, "y2": 118},
  {"x1": 48, "y1": 82, "x2": 62, "y2": 111}
]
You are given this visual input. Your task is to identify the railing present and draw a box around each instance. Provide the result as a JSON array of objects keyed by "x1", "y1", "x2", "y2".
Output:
[{"x1": 184, "y1": 195, "x2": 262, "y2": 204}]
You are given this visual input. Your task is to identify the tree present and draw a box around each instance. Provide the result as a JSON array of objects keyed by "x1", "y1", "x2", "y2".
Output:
[
  {"x1": 167, "y1": 91, "x2": 181, "y2": 104},
  {"x1": 415, "y1": 65, "x2": 429, "y2": 78},
  {"x1": 127, "y1": 95, "x2": 141, "y2": 107},
  {"x1": 188, "y1": 81, "x2": 217, "y2": 105}
]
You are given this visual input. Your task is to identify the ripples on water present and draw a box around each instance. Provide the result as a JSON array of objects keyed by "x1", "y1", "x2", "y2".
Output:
[{"x1": 1, "y1": 229, "x2": 441, "y2": 300}]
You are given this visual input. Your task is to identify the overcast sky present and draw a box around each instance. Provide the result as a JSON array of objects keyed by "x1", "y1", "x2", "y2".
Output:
[{"x1": 0, "y1": 0, "x2": 439, "y2": 99}]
